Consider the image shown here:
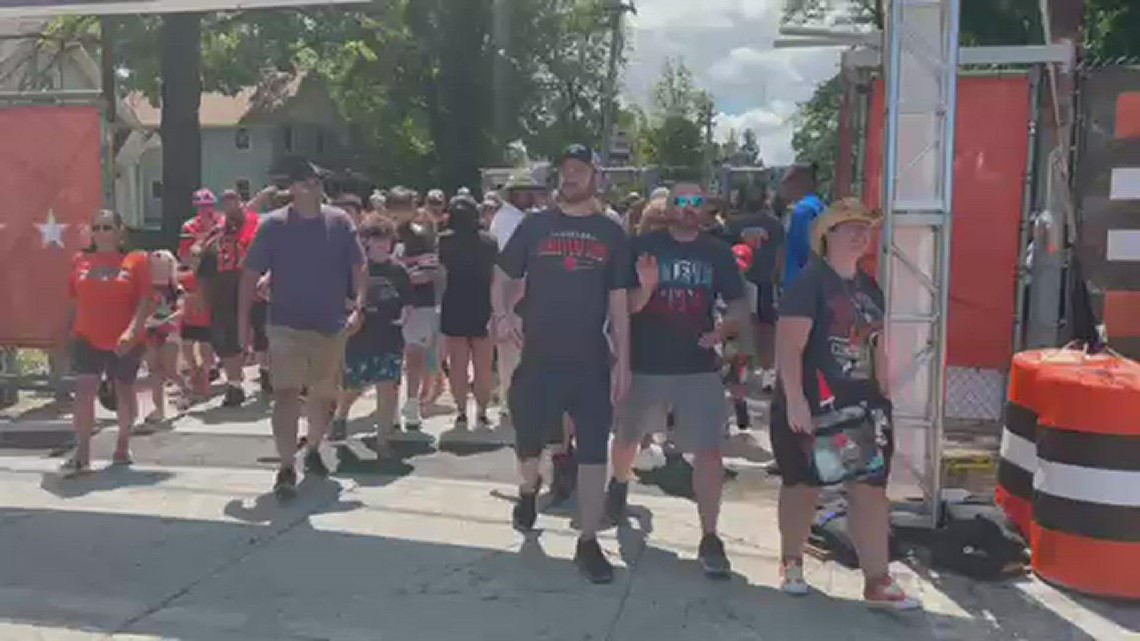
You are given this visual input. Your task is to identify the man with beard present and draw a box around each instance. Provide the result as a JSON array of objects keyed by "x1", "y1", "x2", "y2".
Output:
[
  {"x1": 496, "y1": 144, "x2": 633, "y2": 583},
  {"x1": 607, "y1": 182, "x2": 748, "y2": 578}
]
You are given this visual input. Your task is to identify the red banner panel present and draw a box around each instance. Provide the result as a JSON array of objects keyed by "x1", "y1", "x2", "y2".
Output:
[
  {"x1": 0, "y1": 106, "x2": 103, "y2": 348},
  {"x1": 862, "y1": 75, "x2": 1031, "y2": 370}
]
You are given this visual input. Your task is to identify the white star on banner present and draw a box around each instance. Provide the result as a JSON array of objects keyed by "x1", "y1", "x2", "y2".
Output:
[{"x1": 36, "y1": 210, "x2": 69, "y2": 248}]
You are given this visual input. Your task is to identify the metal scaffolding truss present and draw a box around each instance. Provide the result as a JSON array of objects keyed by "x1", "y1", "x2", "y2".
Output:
[{"x1": 880, "y1": 0, "x2": 960, "y2": 529}]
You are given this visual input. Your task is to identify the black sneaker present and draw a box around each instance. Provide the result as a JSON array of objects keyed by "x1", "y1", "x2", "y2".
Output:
[
  {"x1": 259, "y1": 368, "x2": 273, "y2": 394},
  {"x1": 222, "y1": 385, "x2": 245, "y2": 408},
  {"x1": 329, "y1": 417, "x2": 348, "y2": 443},
  {"x1": 209, "y1": 367, "x2": 220, "y2": 382},
  {"x1": 733, "y1": 398, "x2": 750, "y2": 430},
  {"x1": 574, "y1": 537, "x2": 614, "y2": 584},
  {"x1": 698, "y1": 533, "x2": 731, "y2": 578},
  {"x1": 605, "y1": 478, "x2": 628, "y2": 525},
  {"x1": 273, "y1": 467, "x2": 297, "y2": 500},
  {"x1": 551, "y1": 447, "x2": 576, "y2": 503},
  {"x1": 303, "y1": 447, "x2": 329, "y2": 477},
  {"x1": 512, "y1": 487, "x2": 538, "y2": 532}
]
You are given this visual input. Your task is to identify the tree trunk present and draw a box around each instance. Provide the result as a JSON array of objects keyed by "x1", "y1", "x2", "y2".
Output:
[{"x1": 159, "y1": 13, "x2": 203, "y2": 250}]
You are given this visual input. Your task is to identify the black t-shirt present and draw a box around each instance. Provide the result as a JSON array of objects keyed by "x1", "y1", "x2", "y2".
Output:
[
  {"x1": 776, "y1": 257, "x2": 886, "y2": 413},
  {"x1": 498, "y1": 208, "x2": 635, "y2": 364},
  {"x1": 347, "y1": 259, "x2": 412, "y2": 355},
  {"x1": 397, "y1": 219, "x2": 438, "y2": 308},
  {"x1": 439, "y1": 229, "x2": 498, "y2": 321},
  {"x1": 727, "y1": 211, "x2": 785, "y2": 286},
  {"x1": 630, "y1": 230, "x2": 745, "y2": 374}
]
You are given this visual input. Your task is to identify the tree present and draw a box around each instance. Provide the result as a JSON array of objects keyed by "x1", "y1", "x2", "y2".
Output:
[
  {"x1": 790, "y1": 74, "x2": 842, "y2": 196},
  {"x1": 640, "y1": 58, "x2": 714, "y2": 177},
  {"x1": 1084, "y1": 0, "x2": 1140, "y2": 60}
]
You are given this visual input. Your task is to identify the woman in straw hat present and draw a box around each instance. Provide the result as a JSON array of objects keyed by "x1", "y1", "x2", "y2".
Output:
[{"x1": 770, "y1": 197, "x2": 921, "y2": 610}]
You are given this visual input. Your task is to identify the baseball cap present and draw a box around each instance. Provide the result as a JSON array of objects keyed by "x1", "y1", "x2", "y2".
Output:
[
  {"x1": 273, "y1": 155, "x2": 327, "y2": 184},
  {"x1": 558, "y1": 143, "x2": 597, "y2": 168},
  {"x1": 192, "y1": 189, "x2": 216, "y2": 207},
  {"x1": 502, "y1": 173, "x2": 542, "y2": 192},
  {"x1": 426, "y1": 189, "x2": 446, "y2": 204}
]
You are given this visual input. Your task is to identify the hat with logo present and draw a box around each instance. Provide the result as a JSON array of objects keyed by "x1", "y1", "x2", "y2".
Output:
[{"x1": 192, "y1": 188, "x2": 216, "y2": 207}]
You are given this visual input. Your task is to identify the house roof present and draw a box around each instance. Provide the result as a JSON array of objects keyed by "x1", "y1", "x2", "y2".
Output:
[{"x1": 126, "y1": 72, "x2": 307, "y2": 128}]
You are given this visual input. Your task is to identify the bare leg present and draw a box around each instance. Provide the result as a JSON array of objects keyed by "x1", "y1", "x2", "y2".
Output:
[
  {"x1": 577, "y1": 463, "x2": 607, "y2": 539},
  {"x1": 146, "y1": 346, "x2": 165, "y2": 419},
  {"x1": 272, "y1": 389, "x2": 302, "y2": 469},
  {"x1": 71, "y1": 375, "x2": 98, "y2": 464},
  {"x1": 114, "y1": 381, "x2": 136, "y2": 457},
  {"x1": 470, "y1": 337, "x2": 495, "y2": 417},
  {"x1": 778, "y1": 485, "x2": 822, "y2": 561},
  {"x1": 305, "y1": 393, "x2": 334, "y2": 450},
  {"x1": 610, "y1": 438, "x2": 639, "y2": 483},
  {"x1": 692, "y1": 449, "x2": 724, "y2": 534},
  {"x1": 223, "y1": 354, "x2": 243, "y2": 386},
  {"x1": 335, "y1": 388, "x2": 362, "y2": 421},
  {"x1": 847, "y1": 482, "x2": 891, "y2": 581},
  {"x1": 445, "y1": 337, "x2": 471, "y2": 418},
  {"x1": 403, "y1": 344, "x2": 426, "y2": 409}
]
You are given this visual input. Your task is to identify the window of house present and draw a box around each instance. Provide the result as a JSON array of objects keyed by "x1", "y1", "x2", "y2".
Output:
[
  {"x1": 235, "y1": 179, "x2": 252, "y2": 202},
  {"x1": 235, "y1": 127, "x2": 251, "y2": 150},
  {"x1": 282, "y1": 125, "x2": 294, "y2": 152},
  {"x1": 151, "y1": 181, "x2": 163, "y2": 199}
]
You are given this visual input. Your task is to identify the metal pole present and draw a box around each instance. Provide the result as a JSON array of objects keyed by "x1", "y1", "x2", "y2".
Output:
[
  {"x1": 1013, "y1": 66, "x2": 1044, "y2": 353},
  {"x1": 599, "y1": 1, "x2": 627, "y2": 167}
]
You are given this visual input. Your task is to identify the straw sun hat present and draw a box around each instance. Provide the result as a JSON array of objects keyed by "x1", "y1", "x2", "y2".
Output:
[{"x1": 811, "y1": 197, "x2": 883, "y2": 254}]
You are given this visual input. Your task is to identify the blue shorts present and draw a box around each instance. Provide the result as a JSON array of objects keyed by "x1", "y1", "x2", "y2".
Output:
[{"x1": 344, "y1": 351, "x2": 403, "y2": 389}]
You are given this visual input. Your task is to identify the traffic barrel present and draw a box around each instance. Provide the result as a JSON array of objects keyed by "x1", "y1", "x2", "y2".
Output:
[{"x1": 1030, "y1": 353, "x2": 1140, "y2": 599}]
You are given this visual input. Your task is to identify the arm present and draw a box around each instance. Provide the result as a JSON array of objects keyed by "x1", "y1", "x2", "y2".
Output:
[
  {"x1": 775, "y1": 317, "x2": 812, "y2": 404},
  {"x1": 608, "y1": 289, "x2": 631, "y2": 367},
  {"x1": 120, "y1": 254, "x2": 152, "y2": 349},
  {"x1": 629, "y1": 285, "x2": 654, "y2": 314},
  {"x1": 245, "y1": 185, "x2": 276, "y2": 212},
  {"x1": 238, "y1": 269, "x2": 259, "y2": 339}
]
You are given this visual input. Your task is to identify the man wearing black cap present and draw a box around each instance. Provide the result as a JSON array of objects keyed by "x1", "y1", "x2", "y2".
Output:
[
  {"x1": 240, "y1": 156, "x2": 367, "y2": 500},
  {"x1": 495, "y1": 143, "x2": 634, "y2": 584}
]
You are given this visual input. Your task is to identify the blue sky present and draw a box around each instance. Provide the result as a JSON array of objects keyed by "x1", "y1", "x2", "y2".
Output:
[{"x1": 623, "y1": 0, "x2": 845, "y2": 165}]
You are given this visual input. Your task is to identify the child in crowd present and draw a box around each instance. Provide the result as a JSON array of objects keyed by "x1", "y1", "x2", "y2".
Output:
[
  {"x1": 144, "y1": 250, "x2": 190, "y2": 422},
  {"x1": 178, "y1": 246, "x2": 214, "y2": 397},
  {"x1": 330, "y1": 214, "x2": 412, "y2": 452}
]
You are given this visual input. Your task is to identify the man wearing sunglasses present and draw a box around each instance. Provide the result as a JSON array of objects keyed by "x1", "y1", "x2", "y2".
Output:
[
  {"x1": 495, "y1": 143, "x2": 634, "y2": 584},
  {"x1": 608, "y1": 182, "x2": 749, "y2": 578}
]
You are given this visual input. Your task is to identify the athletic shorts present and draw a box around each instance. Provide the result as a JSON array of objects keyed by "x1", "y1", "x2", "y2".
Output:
[
  {"x1": 267, "y1": 325, "x2": 346, "y2": 399},
  {"x1": 344, "y1": 351, "x2": 403, "y2": 389},
  {"x1": 249, "y1": 301, "x2": 270, "y2": 353},
  {"x1": 402, "y1": 307, "x2": 439, "y2": 349},
  {"x1": 769, "y1": 394, "x2": 895, "y2": 488},
  {"x1": 616, "y1": 372, "x2": 727, "y2": 453},
  {"x1": 509, "y1": 357, "x2": 611, "y2": 465},
  {"x1": 71, "y1": 336, "x2": 143, "y2": 384},
  {"x1": 210, "y1": 301, "x2": 242, "y2": 358},
  {"x1": 181, "y1": 324, "x2": 212, "y2": 344}
]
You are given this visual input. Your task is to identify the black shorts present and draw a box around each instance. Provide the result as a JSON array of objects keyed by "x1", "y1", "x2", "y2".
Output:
[
  {"x1": 181, "y1": 325, "x2": 212, "y2": 343},
  {"x1": 755, "y1": 283, "x2": 777, "y2": 324},
  {"x1": 769, "y1": 395, "x2": 894, "y2": 488},
  {"x1": 71, "y1": 336, "x2": 143, "y2": 384},
  {"x1": 211, "y1": 304, "x2": 241, "y2": 358},
  {"x1": 250, "y1": 301, "x2": 269, "y2": 353},
  {"x1": 508, "y1": 356, "x2": 611, "y2": 465}
]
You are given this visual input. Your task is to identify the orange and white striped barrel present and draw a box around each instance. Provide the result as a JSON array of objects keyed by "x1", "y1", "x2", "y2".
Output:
[{"x1": 1031, "y1": 354, "x2": 1140, "y2": 599}]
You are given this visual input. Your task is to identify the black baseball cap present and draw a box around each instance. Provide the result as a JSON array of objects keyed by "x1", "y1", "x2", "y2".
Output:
[
  {"x1": 272, "y1": 155, "x2": 328, "y2": 184},
  {"x1": 558, "y1": 143, "x2": 596, "y2": 168}
]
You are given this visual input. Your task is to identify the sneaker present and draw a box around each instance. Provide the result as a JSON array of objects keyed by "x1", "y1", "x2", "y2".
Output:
[
  {"x1": 222, "y1": 385, "x2": 245, "y2": 408},
  {"x1": 475, "y1": 413, "x2": 493, "y2": 431},
  {"x1": 208, "y1": 367, "x2": 220, "y2": 383},
  {"x1": 574, "y1": 538, "x2": 614, "y2": 584},
  {"x1": 632, "y1": 443, "x2": 667, "y2": 472},
  {"x1": 402, "y1": 423, "x2": 436, "y2": 444},
  {"x1": 328, "y1": 417, "x2": 348, "y2": 444},
  {"x1": 303, "y1": 447, "x2": 329, "y2": 477},
  {"x1": 780, "y1": 559, "x2": 810, "y2": 596},
  {"x1": 697, "y1": 533, "x2": 732, "y2": 578},
  {"x1": 401, "y1": 399, "x2": 422, "y2": 429},
  {"x1": 732, "y1": 399, "x2": 750, "y2": 430},
  {"x1": 512, "y1": 488, "x2": 538, "y2": 531},
  {"x1": 58, "y1": 456, "x2": 91, "y2": 478},
  {"x1": 258, "y1": 368, "x2": 273, "y2": 394},
  {"x1": 864, "y1": 576, "x2": 922, "y2": 610},
  {"x1": 760, "y1": 369, "x2": 776, "y2": 393},
  {"x1": 454, "y1": 414, "x2": 469, "y2": 430},
  {"x1": 605, "y1": 478, "x2": 628, "y2": 524},
  {"x1": 273, "y1": 467, "x2": 297, "y2": 500},
  {"x1": 551, "y1": 448, "x2": 576, "y2": 502}
]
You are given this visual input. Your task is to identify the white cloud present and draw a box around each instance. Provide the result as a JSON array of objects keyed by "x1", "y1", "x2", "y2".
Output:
[{"x1": 624, "y1": 0, "x2": 844, "y2": 164}]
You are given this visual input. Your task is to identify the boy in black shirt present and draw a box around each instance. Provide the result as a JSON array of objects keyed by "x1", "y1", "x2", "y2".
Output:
[{"x1": 330, "y1": 215, "x2": 412, "y2": 450}]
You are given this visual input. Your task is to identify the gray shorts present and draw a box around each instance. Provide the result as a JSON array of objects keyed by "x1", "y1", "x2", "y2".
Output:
[{"x1": 616, "y1": 372, "x2": 728, "y2": 452}]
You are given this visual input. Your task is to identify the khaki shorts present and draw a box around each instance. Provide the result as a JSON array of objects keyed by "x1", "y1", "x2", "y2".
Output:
[
  {"x1": 402, "y1": 306, "x2": 439, "y2": 348},
  {"x1": 267, "y1": 325, "x2": 347, "y2": 399}
]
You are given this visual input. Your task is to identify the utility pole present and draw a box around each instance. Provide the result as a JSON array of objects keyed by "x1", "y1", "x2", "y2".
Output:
[{"x1": 600, "y1": 1, "x2": 635, "y2": 167}]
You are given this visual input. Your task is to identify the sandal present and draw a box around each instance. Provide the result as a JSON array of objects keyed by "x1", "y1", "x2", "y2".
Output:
[{"x1": 58, "y1": 457, "x2": 91, "y2": 478}]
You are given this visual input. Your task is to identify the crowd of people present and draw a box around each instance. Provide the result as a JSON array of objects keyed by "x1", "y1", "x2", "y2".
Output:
[{"x1": 60, "y1": 146, "x2": 919, "y2": 610}]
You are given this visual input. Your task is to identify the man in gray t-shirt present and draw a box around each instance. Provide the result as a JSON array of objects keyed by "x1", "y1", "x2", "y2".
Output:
[{"x1": 239, "y1": 156, "x2": 366, "y2": 500}]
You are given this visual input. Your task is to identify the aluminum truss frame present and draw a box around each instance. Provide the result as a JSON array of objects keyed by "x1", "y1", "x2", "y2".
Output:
[{"x1": 880, "y1": 0, "x2": 961, "y2": 529}]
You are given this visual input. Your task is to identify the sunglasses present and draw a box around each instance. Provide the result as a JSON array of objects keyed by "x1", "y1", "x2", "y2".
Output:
[
  {"x1": 673, "y1": 195, "x2": 706, "y2": 208},
  {"x1": 91, "y1": 224, "x2": 116, "y2": 232}
]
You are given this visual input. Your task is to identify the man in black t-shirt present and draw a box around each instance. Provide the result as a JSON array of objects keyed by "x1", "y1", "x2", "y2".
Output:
[
  {"x1": 726, "y1": 198, "x2": 785, "y2": 390},
  {"x1": 607, "y1": 182, "x2": 749, "y2": 578},
  {"x1": 495, "y1": 143, "x2": 635, "y2": 584}
]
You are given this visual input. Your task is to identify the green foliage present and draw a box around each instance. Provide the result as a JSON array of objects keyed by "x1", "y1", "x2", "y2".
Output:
[
  {"x1": 640, "y1": 58, "x2": 714, "y2": 176},
  {"x1": 790, "y1": 74, "x2": 841, "y2": 197},
  {"x1": 1084, "y1": 0, "x2": 1140, "y2": 60}
]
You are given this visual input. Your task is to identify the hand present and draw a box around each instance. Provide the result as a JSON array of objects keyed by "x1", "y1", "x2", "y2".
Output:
[
  {"x1": 698, "y1": 325, "x2": 725, "y2": 349},
  {"x1": 635, "y1": 254, "x2": 659, "y2": 290},
  {"x1": 787, "y1": 395, "x2": 814, "y2": 435},
  {"x1": 495, "y1": 314, "x2": 522, "y2": 346},
  {"x1": 115, "y1": 329, "x2": 138, "y2": 355},
  {"x1": 256, "y1": 274, "x2": 271, "y2": 299},
  {"x1": 345, "y1": 309, "x2": 364, "y2": 336},
  {"x1": 611, "y1": 360, "x2": 631, "y2": 404}
]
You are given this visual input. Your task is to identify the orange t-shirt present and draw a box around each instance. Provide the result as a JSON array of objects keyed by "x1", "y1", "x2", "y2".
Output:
[
  {"x1": 178, "y1": 270, "x2": 211, "y2": 327},
  {"x1": 69, "y1": 250, "x2": 152, "y2": 351}
]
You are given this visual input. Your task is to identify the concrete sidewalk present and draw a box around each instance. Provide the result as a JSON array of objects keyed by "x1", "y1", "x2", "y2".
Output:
[{"x1": 0, "y1": 456, "x2": 1135, "y2": 641}]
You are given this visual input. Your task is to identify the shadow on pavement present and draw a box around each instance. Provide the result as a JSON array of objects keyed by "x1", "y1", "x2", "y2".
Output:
[
  {"x1": 223, "y1": 476, "x2": 364, "y2": 526},
  {"x1": 185, "y1": 397, "x2": 273, "y2": 425},
  {"x1": 39, "y1": 465, "x2": 176, "y2": 499}
]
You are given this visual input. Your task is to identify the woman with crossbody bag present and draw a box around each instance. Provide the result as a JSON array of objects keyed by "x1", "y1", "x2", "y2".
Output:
[{"x1": 770, "y1": 198, "x2": 920, "y2": 610}]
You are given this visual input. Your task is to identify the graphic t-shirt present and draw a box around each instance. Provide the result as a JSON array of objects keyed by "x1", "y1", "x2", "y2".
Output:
[
  {"x1": 348, "y1": 260, "x2": 412, "y2": 355},
  {"x1": 631, "y1": 230, "x2": 746, "y2": 375},
  {"x1": 200, "y1": 213, "x2": 262, "y2": 312},
  {"x1": 396, "y1": 218, "x2": 439, "y2": 308},
  {"x1": 244, "y1": 205, "x2": 365, "y2": 334},
  {"x1": 498, "y1": 208, "x2": 635, "y2": 364},
  {"x1": 69, "y1": 250, "x2": 152, "y2": 351},
  {"x1": 727, "y1": 211, "x2": 785, "y2": 287},
  {"x1": 776, "y1": 257, "x2": 886, "y2": 413}
]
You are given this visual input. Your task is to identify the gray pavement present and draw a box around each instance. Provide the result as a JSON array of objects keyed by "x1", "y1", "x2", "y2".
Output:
[{"x1": 0, "y1": 384, "x2": 1136, "y2": 641}]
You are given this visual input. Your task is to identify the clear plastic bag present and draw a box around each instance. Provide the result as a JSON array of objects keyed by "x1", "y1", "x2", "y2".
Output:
[{"x1": 811, "y1": 404, "x2": 888, "y2": 485}]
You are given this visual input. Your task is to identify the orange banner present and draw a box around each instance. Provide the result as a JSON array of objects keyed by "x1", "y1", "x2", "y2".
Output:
[{"x1": 0, "y1": 106, "x2": 103, "y2": 348}]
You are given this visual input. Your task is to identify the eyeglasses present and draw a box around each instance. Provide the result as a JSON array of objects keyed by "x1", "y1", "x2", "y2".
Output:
[
  {"x1": 91, "y1": 224, "x2": 116, "y2": 232},
  {"x1": 673, "y1": 195, "x2": 705, "y2": 208}
]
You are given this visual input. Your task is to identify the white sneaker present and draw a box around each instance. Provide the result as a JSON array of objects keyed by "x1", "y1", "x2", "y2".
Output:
[
  {"x1": 760, "y1": 369, "x2": 776, "y2": 392},
  {"x1": 780, "y1": 560, "x2": 810, "y2": 596},
  {"x1": 401, "y1": 400, "x2": 422, "y2": 428},
  {"x1": 632, "y1": 443, "x2": 667, "y2": 471}
]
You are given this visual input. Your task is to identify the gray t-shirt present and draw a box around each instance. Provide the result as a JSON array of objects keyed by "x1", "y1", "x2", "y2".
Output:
[
  {"x1": 498, "y1": 208, "x2": 635, "y2": 364},
  {"x1": 244, "y1": 205, "x2": 365, "y2": 334},
  {"x1": 776, "y1": 257, "x2": 885, "y2": 413}
]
